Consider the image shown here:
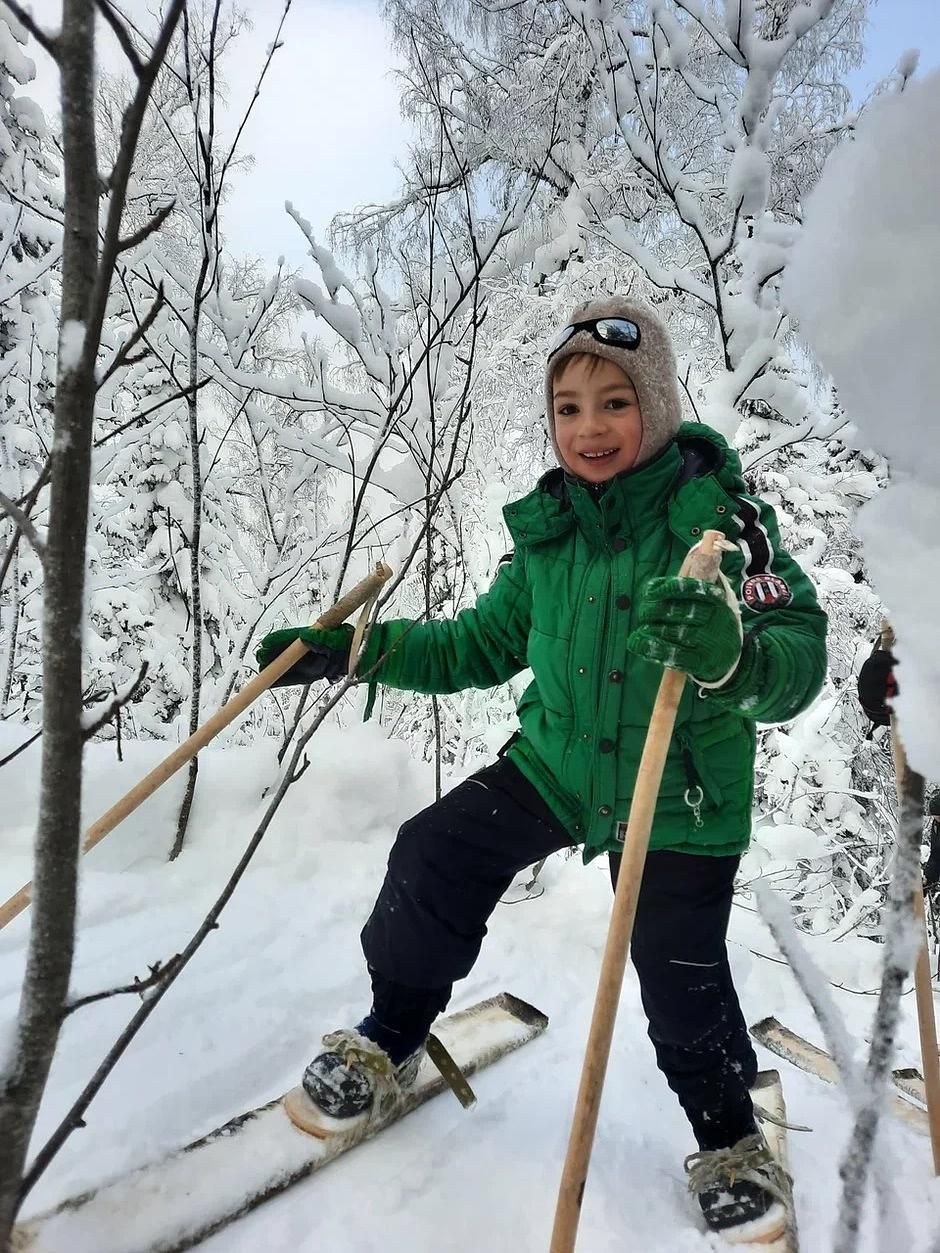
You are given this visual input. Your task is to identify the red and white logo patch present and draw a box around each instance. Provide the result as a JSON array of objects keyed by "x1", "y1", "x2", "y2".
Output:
[{"x1": 741, "y1": 573, "x2": 792, "y2": 613}]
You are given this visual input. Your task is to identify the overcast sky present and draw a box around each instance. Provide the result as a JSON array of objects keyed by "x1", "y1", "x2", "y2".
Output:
[
  {"x1": 23, "y1": 0, "x2": 412, "y2": 268},
  {"x1": 18, "y1": 0, "x2": 940, "y2": 270}
]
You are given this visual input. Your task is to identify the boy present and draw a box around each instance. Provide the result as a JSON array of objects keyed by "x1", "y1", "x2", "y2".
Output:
[{"x1": 257, "y1": 298, "x2": 827, "y2": 1239}]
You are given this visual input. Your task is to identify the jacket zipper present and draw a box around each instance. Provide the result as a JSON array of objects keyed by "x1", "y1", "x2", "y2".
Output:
[{"x1": 585, "y1": 571, "x2": 612, "y2": 823}]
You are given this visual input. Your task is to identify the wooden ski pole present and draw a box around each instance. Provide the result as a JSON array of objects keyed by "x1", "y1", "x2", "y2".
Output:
[
  {"x1": 0, "y1": 562, "x2": 393, "y2": 932},
  {"x1": 550, "y1": 530, "x2": 732, "y2": 1253},
  {"x1": 883, "y1": 622, "x2": 940, "y2": 1174}
]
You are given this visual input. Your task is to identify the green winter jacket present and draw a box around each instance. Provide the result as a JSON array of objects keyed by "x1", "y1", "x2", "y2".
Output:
[{"x1": 359, "y1": 423, "x2": 827, "y2": 862}]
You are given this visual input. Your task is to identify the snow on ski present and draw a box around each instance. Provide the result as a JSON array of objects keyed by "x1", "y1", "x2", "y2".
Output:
[
  {"x1": 14, "y1": 992, "x2": 547, "y2": 1253},
  {"x1": 740, "y1": 1070, "x2": 798, "y2": 1253},
  {"x1": 751, "y1": 1016, "x2": 929, "y2": 1136}
]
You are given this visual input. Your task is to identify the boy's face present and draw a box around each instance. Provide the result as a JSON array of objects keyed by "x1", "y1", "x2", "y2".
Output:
[{"x1": 551, "y1": 354, "x2": 643, "y2": 482}]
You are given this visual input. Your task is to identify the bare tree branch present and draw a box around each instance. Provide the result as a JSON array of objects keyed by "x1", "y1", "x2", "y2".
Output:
[
  {"x1": 669, "y1": 0, "x2": 746, "y2": 66},
  {"x1": 834, "y1": 739, "x2": 925, "y2": 1253},
  {"x1": 81, "y1": 662, "x2": 149, "y2": 740},
  {"x1": 97, "y1": 286, "x2": 165, "y2": 387},
  {"x1": 0, "y1": 490, "x2": 46, "y2": 562},
  {"x1": 0, "y1": 730, "x2": 42, "y2": 771},
  {"x1": 65, "y1": 955, "x2": 183, "y2": 1016},
  {"x1": 216, "y1": 0, "x2": 293, "y2": 192},
  {"x1": 116, "y1": 200, "x2": 175, "y2": 253},
  {"x1": 93, "y1": 0, "x2": 142, "y2": 74},
  {"x1": 0, "y1": 461, "x2": 51, "y2": 597},
  {"x1": 85, "y1": 0, "x2": 186, "y2": 362},
  {"x1": 92, "y1": 377, "x2": 211, "y2": 447},
  {"x1": 0, "y1": 0, "x2": 60, "y2": 59}
]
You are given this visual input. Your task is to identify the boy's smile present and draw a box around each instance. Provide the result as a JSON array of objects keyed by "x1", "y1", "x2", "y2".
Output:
[{"x1": 551, "y1": 355, "x2": 644, "y2": 482}]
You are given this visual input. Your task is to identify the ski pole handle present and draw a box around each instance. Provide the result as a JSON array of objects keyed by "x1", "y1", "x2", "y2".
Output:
[
  {"x1": 0, "y1": 562, "x2": 393, "y2": 932},
  {"x1": 314, "y1": 563, "x2": 393, "y2": 630}
]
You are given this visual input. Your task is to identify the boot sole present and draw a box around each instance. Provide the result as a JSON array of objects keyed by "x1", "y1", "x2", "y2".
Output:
[
  {"x1": 283, "y1": 1085, "x2": 370, "y2": 1139},
  {"x1": 714, "y1": 1200, "x2": 789, "y2": 1246}
]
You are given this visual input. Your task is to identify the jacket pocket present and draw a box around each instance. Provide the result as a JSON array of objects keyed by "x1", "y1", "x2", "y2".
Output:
[
  {"x1": 526, "y1": 626, "x2": 572, "y2": 716},
  {"x1": 675, "y1": 727, "x2": 724, "y2": 814}
]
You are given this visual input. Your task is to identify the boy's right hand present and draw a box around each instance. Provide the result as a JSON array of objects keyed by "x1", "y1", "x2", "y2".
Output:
[{"x1": 255, "y1": 624, "x2": 354, "y2": 687}]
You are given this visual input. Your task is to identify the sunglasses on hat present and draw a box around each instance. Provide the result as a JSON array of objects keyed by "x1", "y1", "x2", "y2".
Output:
[{"x1": 547, "y1": 316, "x2": 642, "y2": 359}]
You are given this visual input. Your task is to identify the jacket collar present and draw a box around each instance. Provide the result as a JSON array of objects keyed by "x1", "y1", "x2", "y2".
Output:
[{"x1": 503, "y1": 422, "x2": 745, "y2": 550}]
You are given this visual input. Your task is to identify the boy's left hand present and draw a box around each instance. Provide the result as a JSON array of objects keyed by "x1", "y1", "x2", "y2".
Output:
[{"x1": 627, "y1": 576, "x2": 741, "y2": 683}]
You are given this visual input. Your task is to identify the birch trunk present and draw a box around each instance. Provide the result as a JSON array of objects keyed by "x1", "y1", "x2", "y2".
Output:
[{"x1": 0, "y1": 1, "x2": 98, "y2": 1235}]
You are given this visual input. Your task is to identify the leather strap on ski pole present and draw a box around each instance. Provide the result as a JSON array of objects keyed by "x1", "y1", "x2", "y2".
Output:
[{"x1": 345, "y1": 575, "x2": 387, "y2": 678}]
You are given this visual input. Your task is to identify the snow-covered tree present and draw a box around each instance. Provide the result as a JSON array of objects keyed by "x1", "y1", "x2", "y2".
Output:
[
  {"x1": 82, "y1": 5, "x2": 299, "y2": 853},
  {"x1": 249, "y1": 141, "x2": 539, "y2": 773},
  {"x1": 0, "y1": 9, "x2": 60, "y2": 719},
  {"x1": 0, "y1": 0, "x2": 188, "y2": 1237}
]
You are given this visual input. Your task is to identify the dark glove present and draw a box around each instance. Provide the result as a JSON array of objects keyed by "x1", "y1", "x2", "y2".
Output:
[
  {"x1": 925, "y1": 817, "x2": 940, "y2": 889},
  {"x1": 626, "y1": 576, "x2": 741, "y2": 683},
  {"x1": 857, "y1": 645, "x2": 898, "y2": 727},
  {"x1": 255, "y1": 624, "x2": 354, "y2": 687}
]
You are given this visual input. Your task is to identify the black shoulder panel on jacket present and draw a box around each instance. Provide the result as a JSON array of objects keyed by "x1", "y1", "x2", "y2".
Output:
[
  {"x1": 538, "y1": 466, "x2": 569, "y2": 503},
  {"x1": 676, "y1": 434, "x2": 724, "y2": 487}
]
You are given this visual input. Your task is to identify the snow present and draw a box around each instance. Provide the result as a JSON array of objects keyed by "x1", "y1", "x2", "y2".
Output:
[
  {"x1": 58, "y1": 319, "x2": 86, "y2": 373},
  {"x1": 785, "y1": 71, "x2": 940, "y2": 778},
  {"x1": 897, "y1": 49, "x2": 920, "y2": 82},
  {"x1": 10, "y1": 95, "x2": 49, "y2": 140},
  {"x1": 2, "y1": 722, "x2": 940, "y2": 1251},
  {"x1": 727, "y1": 146, "x2": 770, "y2": 216},
  {"x1": 372, "y1": 455, "x2": 427, "y2": 504},
  {"x1": 0, "y1": 17, "x2": 36, "y2": 85}
]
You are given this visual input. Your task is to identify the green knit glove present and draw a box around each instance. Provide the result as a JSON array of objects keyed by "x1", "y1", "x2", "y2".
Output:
[
  {"x1": 627, "y1": 577, "x2": 741, "y2": 683},
  {"x1": 255, "y1": 624, "x2": 354, "y2": 686}
]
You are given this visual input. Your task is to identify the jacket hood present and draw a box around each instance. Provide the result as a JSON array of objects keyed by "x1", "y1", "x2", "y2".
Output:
[{"x1": 503, "y1": 422, "x2": 746, "y2": 550}]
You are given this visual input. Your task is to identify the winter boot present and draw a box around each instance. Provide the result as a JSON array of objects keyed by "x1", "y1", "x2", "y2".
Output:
[
  {"x1": 301, "y1": 1021, "x2": 426, "y2": 1123},
  {"x1": 685, "y1": 1132, "x2": 790, "y2": 1244}
]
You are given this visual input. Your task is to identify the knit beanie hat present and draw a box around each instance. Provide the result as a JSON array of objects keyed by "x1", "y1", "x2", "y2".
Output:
[{"x1": 543, "y1": 296, "x2": 683, "y2": 472}]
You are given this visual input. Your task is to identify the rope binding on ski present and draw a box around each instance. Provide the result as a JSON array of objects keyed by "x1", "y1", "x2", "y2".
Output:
[{"x1": 684, "y1": 1133, "x2": 792, "y2": 1203}]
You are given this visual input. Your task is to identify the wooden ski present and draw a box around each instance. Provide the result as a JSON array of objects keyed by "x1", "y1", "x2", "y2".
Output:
[
  {"x1": 893, "y1": 1067, "x2": 927, "y2": 1108},
  {"x1": 14, "y1": 992, "x2": 548, "y2": 1253},
  {"x1": 751, "y1": 1016, "x2": 929, "y2": 1136}
]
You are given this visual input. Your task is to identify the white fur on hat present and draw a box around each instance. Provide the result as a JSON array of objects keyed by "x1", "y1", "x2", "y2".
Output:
[{"x1": 544, "y1": 297, "x2": 683, "y2": 471}]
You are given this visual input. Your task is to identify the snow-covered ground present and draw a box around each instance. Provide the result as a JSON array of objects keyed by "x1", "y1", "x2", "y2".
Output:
[{"x1": 1, "y1": 721, "x2": 939, "y2": 1251}]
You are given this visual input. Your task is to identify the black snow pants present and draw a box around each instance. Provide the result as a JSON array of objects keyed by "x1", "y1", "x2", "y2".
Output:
[{"x1": 360, "y1": 755, "x2": 758, "y2": 1150}]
